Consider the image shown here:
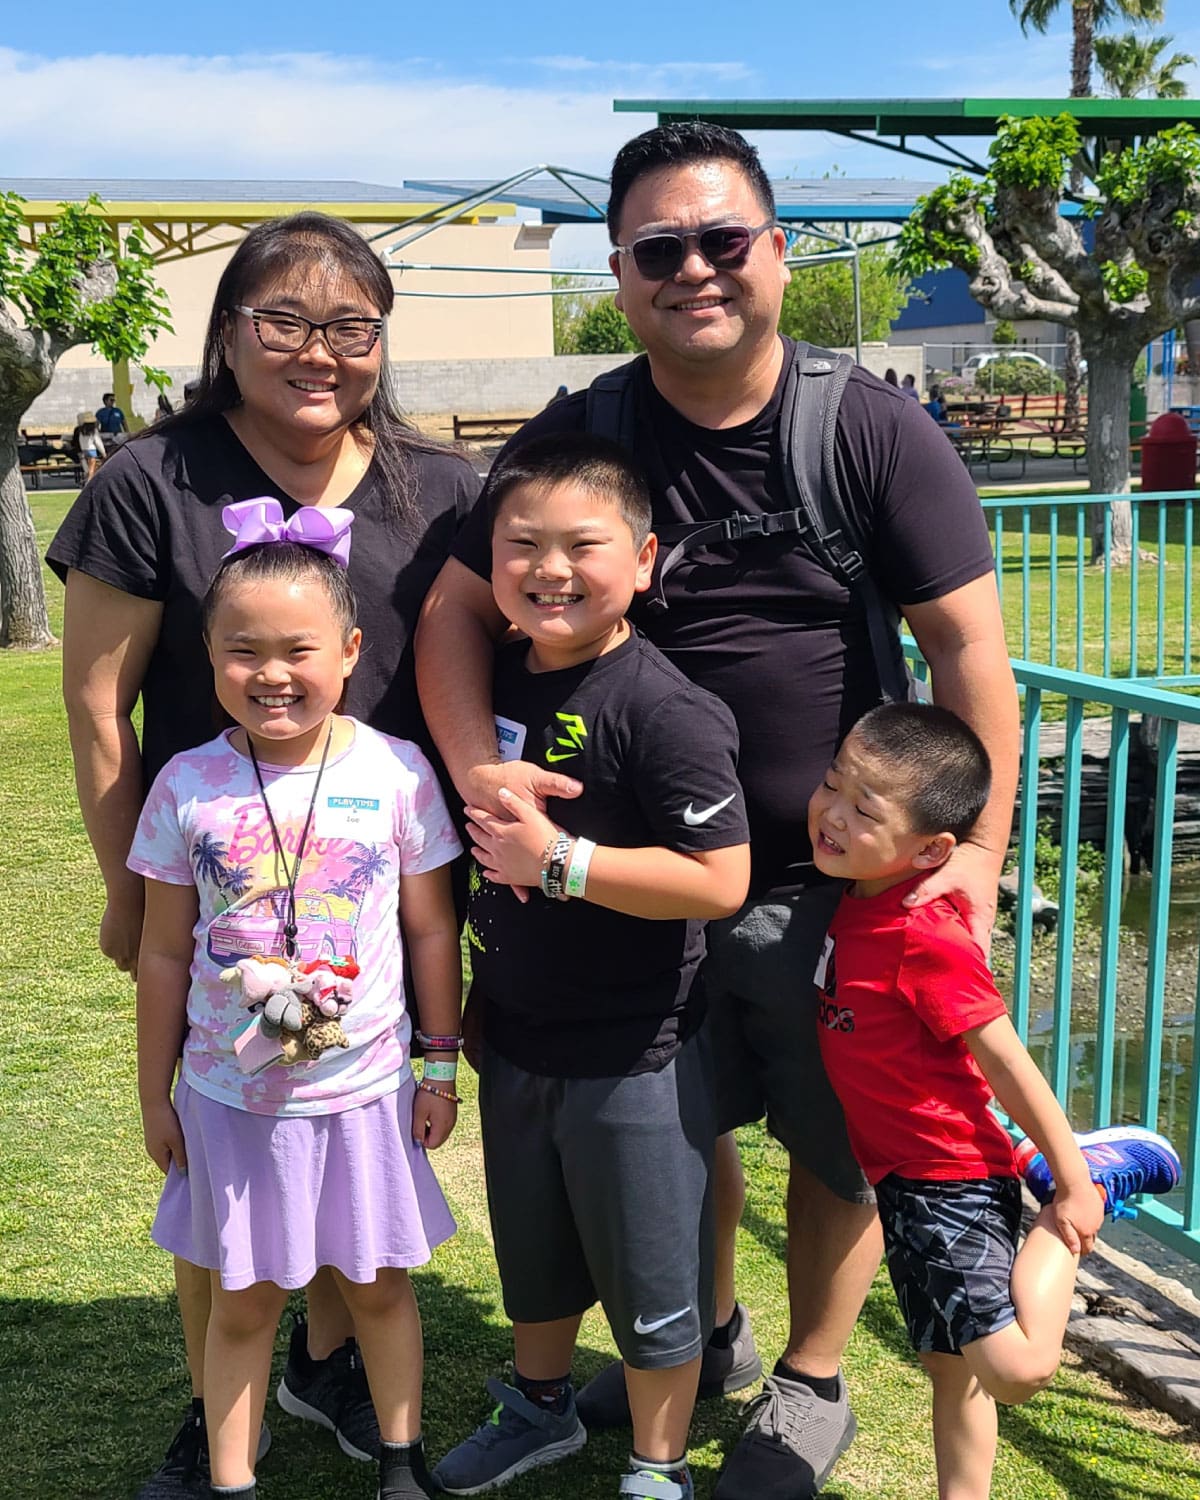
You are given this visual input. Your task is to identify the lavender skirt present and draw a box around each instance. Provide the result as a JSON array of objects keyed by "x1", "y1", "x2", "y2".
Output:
[{"x1": 153, "y1": 1077, "x2": 456, "y2": 1291}]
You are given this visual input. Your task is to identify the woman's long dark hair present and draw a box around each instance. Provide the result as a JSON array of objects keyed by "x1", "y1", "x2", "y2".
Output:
[{"x1": 142, "y1": 211, "x2": 448, "y2": 526}]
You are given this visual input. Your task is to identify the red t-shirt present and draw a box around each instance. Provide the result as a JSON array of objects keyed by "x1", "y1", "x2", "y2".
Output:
[{"x1": 815, "y1": 878, "x2": 1017, "y2": 1184}]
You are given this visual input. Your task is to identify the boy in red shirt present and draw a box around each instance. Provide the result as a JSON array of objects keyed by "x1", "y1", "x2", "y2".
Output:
[{"x1": 809, "y1": 702, "x2": 1179, "y2": 1499}]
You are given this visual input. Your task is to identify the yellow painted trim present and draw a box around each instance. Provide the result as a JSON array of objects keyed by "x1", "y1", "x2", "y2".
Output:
[{"x1": 14, "y1": 200, "x2": 514, "y2": 222}]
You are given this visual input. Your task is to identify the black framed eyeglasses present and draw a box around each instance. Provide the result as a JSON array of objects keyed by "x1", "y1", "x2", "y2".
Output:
[
  {"x1": 615, "y1": 220, "x2": 776, "y2": 281},
  {"x1": 235, "y1": 305, "x2": 383, "y2": 357}
]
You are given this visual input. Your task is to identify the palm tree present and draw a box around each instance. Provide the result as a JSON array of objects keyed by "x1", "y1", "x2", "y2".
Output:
[
  {"x1": 1009, "y1": 0, "x2": 1165, "y2": 96},
  {"x1": 1094, "y1": 32, "x2": 1195, "y2": 99},
  {"x1": 191, "y1": 832, "x2": 232, "y2": 889}
]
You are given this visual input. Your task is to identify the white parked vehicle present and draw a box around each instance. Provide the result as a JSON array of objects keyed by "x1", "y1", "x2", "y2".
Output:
[{"x1": 960, "y1": 350, "x2": 1051, "y2": 386}]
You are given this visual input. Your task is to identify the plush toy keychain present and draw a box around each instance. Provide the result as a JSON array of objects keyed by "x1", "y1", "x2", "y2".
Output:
[{"x1": 223, "y1": 955, "x2": 361, "y2": 1073}]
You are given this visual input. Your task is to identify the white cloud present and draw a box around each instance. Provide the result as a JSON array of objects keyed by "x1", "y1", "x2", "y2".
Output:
[
  {"x1": 524, "y1": 55, "x2": 754, "y2": 83},
  {"x1": 0, "y1": 47, "x2": 656, "y2": 180}
]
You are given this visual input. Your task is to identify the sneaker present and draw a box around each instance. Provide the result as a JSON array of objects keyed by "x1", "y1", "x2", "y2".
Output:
[
  {"x1": 576, "y1": 1303, "x2": 762, "y2": 1430},
  {"x1": 431, "y1": 1377, "x2": 587, "y2": 1494},
  {"x1": 1015, "y1": 1126, "x2": 1182, "y2": 1221},
  {"x1": 277, "y1": 1320, "x2": 380, "y2": 1461},
  {"x1": 712, "y1": 1372, "x2": 856, "y2": 1499},
  {"x1": 619, "y1": 1464, "x2": 694, "y2": 1499},
  {"x1": 134, "y1": 1410, "x2": 271, "y2": 1498}
]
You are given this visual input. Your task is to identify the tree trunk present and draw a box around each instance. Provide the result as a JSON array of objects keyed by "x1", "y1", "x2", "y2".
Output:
[
  {"x1": 1185, "y1": 319, "x2": 1200, "y2": 377},
  {"x1": 1064, "y1": 328, "x2": 1085, "y2": 430},
  {"x1": 1070, "y1": 4, "x2": 1093, "y2": 99},
  {"x1": 0, "y1": 321, "x2": 66, "y2": 650},
  {"x1": 1084, "y1": 346, "x2": 1133, "y2": 565},
  {"x1": 0, "y1": 429, "x2": 55, "y2": 648}
]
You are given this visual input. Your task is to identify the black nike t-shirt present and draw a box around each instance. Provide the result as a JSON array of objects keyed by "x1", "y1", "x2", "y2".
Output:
[
  {"x1": 471, "y1": 629, "x2": 748, "y2": 1078},
  {"x1": 453, "y1": 340, "x2": 995, "y2": 896},
  {"x1": 47, "y1": 415, "x2": 481, "y2": 783}
]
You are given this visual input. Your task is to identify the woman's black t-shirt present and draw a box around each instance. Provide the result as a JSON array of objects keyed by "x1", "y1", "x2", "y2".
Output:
[{"x1": 47, "y1": 415, "x2": 480, "y2": 784}]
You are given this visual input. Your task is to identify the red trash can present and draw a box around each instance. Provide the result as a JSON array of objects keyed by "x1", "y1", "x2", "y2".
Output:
[{"x1": 1141, "y1": 412, "x2": 1197, "y2": 492}]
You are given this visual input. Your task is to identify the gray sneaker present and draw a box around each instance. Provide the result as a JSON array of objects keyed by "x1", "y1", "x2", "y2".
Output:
[
  {"x1": 576, "y1": 1303, "x2": 761, "y2": 1431},
  {"x1": 712, "y1": 1372, "x2": 856, "y2": 1499},
  {"x1": 432, "y1": 1377, "x2": 587, "y2": 1494}
]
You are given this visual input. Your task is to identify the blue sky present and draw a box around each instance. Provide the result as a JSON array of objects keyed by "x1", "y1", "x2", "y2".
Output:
[{"x1": 4, "y1": 0, "x2": 1198, "y2": 265}]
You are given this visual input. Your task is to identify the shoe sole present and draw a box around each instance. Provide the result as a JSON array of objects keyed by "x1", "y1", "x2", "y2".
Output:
[
  {"x1": 276, "y1": 1378, "x2": 374, "y2": 1462},
  {"x1": 434, "y1": 1424, "x2": 587, "y2": 1495}
]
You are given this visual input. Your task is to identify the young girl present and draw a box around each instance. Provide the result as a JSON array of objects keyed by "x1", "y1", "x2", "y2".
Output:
[{"x1": 130, "y1": 498, "x2": 463, "y2": 1500}]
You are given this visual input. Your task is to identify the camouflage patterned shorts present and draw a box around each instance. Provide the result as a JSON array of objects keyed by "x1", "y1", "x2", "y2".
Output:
[{"x1": 875, "y1": 1174, "x2": 1023, "y2": 1355}]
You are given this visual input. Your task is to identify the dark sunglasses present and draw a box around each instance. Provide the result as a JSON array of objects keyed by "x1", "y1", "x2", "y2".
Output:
[{"x1": 616, "y1": 220, "x2": 775, "y2": 281}]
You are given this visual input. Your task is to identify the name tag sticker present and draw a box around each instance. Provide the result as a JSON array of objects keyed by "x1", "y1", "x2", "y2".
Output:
[
  {"x1": 316, "y1": 794, "x2": 389, "y2": 841},
  {"x1": 495, "y1": 715, "x2": 527, "y2": 764}
]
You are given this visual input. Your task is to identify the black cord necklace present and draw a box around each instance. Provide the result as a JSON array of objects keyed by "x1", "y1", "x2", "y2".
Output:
[{"x1": 247, "y1": 721, "x2": 335, "y2": 961}]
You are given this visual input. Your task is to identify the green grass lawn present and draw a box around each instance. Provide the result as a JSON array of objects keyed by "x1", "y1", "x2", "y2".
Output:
[{"x1": 6, "y1": 492, "x2": 1200, "y2": 1498}]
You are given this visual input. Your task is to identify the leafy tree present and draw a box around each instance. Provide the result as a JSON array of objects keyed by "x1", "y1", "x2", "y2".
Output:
[
  {"x1": 897, "y1": 114, "x2": 1200, "y2": 560},
  {"x1": 1095, "y1": 31, "x2": 1196, "y2": 98},
  {"x1": 572, "y1": 296, "x2": 643, "y2": 356},
  {"x1": 551, "y1": 273, "x2": 610, "y2": 354},
  {"x1": 1008, "y1": 0, "x2": 1164, "y2": 426},
  {"x1": 778, "y1": 236, "x2": 912, "y2": 348},
  {"x1": 0, "y1": 194, "x2": 170, "y2": 647},
  {"x1": 992, "y1": 318, "x2": 1018, "y2": 345}
]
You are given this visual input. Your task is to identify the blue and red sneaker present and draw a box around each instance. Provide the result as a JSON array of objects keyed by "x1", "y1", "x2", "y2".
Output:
[{"x1": 1014, "y1": 1126, "x2": 1181, "y2": 1221}]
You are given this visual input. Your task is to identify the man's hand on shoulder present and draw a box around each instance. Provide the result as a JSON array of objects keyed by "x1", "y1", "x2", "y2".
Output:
[
  {"x1": 902, "y1": 839, "x2": 1002, "y2": 953},
  {"x1": 466, "y1": 760, "x2": 582, "y2": 818}
]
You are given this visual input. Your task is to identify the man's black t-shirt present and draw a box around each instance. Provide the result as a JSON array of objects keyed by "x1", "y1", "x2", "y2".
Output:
[
  {"x1": 47, "y1": 415, "x2": 481, "y2": 783},
  {"x1": 453, "y1": 341, "x2": 995, "y2": 896},
  {"x1": 471, "y1": 629, "x2": 748, "y2": 1079}
]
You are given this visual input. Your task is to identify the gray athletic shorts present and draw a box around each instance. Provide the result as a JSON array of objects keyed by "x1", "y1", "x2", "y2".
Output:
[
  {"x1": 703, "y1": 886, "x2": 874, "y2": 1205},
  {"x1": 479, "y1": 1033, "x2": 715, "y2": 1370}
]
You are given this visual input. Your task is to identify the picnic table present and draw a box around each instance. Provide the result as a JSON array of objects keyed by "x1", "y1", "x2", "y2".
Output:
[{"x1": 18, "y1": 428, "x2": 83, "y2": 489}]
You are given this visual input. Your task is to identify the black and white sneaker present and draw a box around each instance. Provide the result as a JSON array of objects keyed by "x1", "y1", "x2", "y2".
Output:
[{"x1": 276, "y1": 1317, "x2": 381, "y2": 1461}]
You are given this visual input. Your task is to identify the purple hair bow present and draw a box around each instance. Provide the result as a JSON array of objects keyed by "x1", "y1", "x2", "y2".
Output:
[{"x1": 221, "y1": 497, "x2": 354, "y2": 568}]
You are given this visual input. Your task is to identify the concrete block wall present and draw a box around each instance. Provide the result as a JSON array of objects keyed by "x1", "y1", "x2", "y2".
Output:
[{"x1": 21, "y1": 344, "x2": 925, "y2": 427}]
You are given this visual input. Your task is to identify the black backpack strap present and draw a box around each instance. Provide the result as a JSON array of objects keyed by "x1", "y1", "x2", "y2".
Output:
[
  {"x1": 780, "y1": 341, "x2": 917, "y2": 704},
  {"x1": 584, "y1": 356, "x2": 643, "y2": 451}
]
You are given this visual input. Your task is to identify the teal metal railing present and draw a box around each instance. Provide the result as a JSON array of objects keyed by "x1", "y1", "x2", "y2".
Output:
[
  {"x1": 1008, "y1": 662, "x2": 1200, "y2": 1259},
  {"x1": 981, "y1": 491, "x2": 1197, "y2": 686}
]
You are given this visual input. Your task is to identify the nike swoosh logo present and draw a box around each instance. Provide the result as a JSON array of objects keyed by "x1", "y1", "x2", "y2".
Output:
[
  {"x1": 683, "y1": 793, "x2": 736, "y2": 826},
  {"x1": 633, "y1": 1306, "x2": 692, "y2": 1335}
]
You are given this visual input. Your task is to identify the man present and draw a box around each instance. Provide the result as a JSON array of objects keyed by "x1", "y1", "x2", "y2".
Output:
[
  {"x1": 95, "y1": 391, "x2": 128, "y2": 441},
  {"x1": 415, "y1": 122, "x2": 1017, "y2": 1498}
]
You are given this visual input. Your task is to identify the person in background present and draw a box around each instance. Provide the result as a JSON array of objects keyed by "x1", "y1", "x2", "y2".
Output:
[
  {"x1": 900, "y1": 372, "x2": 921, "y2": 400},
  {"x1": 96, "y1": 391, "x2": 128, "y2": 443},
  {"x1": 72, "y1": 411, "x2": 105, "y2": 480},
  {"x1": 48, "y1": 209, "x2": 480, "y2": 1500},
  {"x1": 883, "y1": 367, "x2": 899, "y2": 387},
  {"x1": 156, "y1": 393, "x2": 175, "y2": 421}
]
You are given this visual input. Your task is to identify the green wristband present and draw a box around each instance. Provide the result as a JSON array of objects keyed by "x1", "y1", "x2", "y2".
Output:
[{"x1": 423, "y1": 1058, "x2": 459, "y2": 1082}]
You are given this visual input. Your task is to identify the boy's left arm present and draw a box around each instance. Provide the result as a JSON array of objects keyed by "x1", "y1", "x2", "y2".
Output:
[
  {"x1": 966, "y1": 1014, "x2": 1103, "y2": 1255},
  {"x1": 400, "y1": 861, "x2": 462, "y2": 1150}
]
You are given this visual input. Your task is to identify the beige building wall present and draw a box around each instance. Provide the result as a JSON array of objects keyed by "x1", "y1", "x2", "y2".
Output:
[{"x1": 57, "y1": 218, "x2": 555, "y2": 393}]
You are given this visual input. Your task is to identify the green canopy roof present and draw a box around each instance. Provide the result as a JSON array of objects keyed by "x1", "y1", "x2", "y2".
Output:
[{"x1": 614, "y1": 97, "x2": 1200, "y2": 138}]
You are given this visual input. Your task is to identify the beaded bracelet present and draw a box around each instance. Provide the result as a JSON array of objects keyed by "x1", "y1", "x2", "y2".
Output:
[
  {"x1": 564, "y1": 837, "x2": 596, "y2": 900},
  {"x1": 418, "y1": 1080, "x2": 462, "y2": 1104},
  {"x1": 423, "y1": 1058, "x2": 459, "y2": 1082},
  {"x1": 416, "y1": 1031, "x2": 464, "y2": 1051}
]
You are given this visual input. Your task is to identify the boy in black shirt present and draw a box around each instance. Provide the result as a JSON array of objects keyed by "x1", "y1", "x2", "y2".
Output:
[{"x1": 433, "y1": 435, "x2": 751, "y2": 1500}]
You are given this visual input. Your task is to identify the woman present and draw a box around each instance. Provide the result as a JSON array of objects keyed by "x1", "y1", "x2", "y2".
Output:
[
  {"x1": 71, "y1": 410, "x2": 105, "y2": 479},
  {"x1": 48, "y1": 211, "x2": 480, "y2": 1499}
]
